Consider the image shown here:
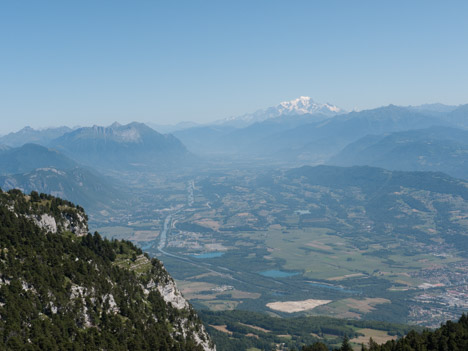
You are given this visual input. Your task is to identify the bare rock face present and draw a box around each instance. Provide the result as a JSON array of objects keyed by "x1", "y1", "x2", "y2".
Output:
[
  {"x1": 31, "y1": 214, "x2": 58, "y2": 233},
  {"x1": 62, "y1": 262, "x2": 216, "y2": 351},
  {"x1": 143, "y1": 260, "x2": 216, "y2": 351},
  {"x1": 61, "y1": 212, "x2": 88, "y2": 236},
  {"x1": 157, "y1": 279, "x2": 190, "y2": 310},
  {"x1": 26, "y1": 210, "x2": 88, "y2": 236}
]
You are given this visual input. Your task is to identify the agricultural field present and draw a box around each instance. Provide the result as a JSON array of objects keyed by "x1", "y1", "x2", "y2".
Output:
[
  {"x1": 198, "y1": 310, "x2": 417, "y2": 351},
  {"x1": 92, "y1": 165, "x2": 468, "y2": 327}
]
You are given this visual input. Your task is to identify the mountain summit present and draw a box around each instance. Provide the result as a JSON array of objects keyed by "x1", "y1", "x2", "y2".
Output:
[
  {"x1": 49, "y1": 122, "x2": 190, "y2": 171},
  {"x1": 276, "y1": 96, "x2": 342, "y2": 116},
  {"x1": 220, "y1": 96, "x2": 344, "y2": 127}
]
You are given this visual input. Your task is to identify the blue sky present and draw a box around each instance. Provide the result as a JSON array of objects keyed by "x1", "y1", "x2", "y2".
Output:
[{"x1": 1, "y1": 0, "x2": 468, "y2": 134}]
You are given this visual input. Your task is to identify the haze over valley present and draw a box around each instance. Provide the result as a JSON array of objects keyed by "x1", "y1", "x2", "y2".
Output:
[
  {"x1": 2, "y1": 97, "x2": 468, "y2": 339},
  {"x1": 2, "y1": 2, "x2": 468, "y2": 349}
]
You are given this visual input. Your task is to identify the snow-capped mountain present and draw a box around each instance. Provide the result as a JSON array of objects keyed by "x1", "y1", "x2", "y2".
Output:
[
  {"x1": 275, "y1": 96, "x2": 342, "y2": 116},
  {"x1": 220, "y1": 96, "x2": 344, "y2": 127}
]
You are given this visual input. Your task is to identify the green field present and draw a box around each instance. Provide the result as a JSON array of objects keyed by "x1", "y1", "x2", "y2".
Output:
[
  {"x1": 264, "y1": 227, "x2": 460, "y2": 285},
  {"x1": 93, "y1": 166, "x2": 468, "y2": 327}
]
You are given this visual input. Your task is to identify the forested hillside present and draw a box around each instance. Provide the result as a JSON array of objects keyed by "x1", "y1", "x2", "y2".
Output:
[
  {"x1": 360, "y1": 314, "x2": 468, "y2": 351},
  {"x1": 303, "y1": 314, "x2": 468, "y2": 351},
  {"x1": 0, "y1": 189, "x2": 214, "y2": 350}
]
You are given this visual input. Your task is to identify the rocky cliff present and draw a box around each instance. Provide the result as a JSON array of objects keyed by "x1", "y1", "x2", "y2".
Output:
[{"x1": 0, "y1": 189, "x2": 215, "y2": 350}]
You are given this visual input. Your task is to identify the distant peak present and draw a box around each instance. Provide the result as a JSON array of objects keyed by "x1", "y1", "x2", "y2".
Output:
[
  {"x1": 126, "y1": 121, "x2": 147, "y2": 128},
  {"x1": 219, "y1": 96, "x2": 344, "y2": 127},
  {"x1": 278, "y1": 96, "x2": 342, "y2": 115},
  {"x1": 282, "y1": 95, "x2": 308, "y2": 101},
  {"x1": 109, "y1": 122, "x2": 122, "y2": 128},
  {"x1": 268, "y1": 96, "x2": 343, "y2": 117},
  {"x1": 280, "y1": 96, "x2": 314, "y2": 106}
]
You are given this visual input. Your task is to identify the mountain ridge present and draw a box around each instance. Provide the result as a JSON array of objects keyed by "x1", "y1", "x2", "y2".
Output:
[
  {"x1": 49, "y1": 122, "x2": 191, "y2": 171},
  {"x1": 329, "y1": 126, "x2": 468, "y2": 179},
  {"x1": 0, "y1": 143, "x2": 78, "y2": 175},
  {"x1": 174, "y1": 103, "x2": 462, "y2": 160},
  {"x1": 218, "y1": 96, "x2": 344, "y2": 127},
  {"x1": 0, "y1": 143, "x2": 128, "y2": 212},
  {"x1": 0, "y1": 126, "x2": 74, "y2": 147}
]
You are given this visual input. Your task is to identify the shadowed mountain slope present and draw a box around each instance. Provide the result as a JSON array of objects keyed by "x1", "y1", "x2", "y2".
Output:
[
  {"x1": 329, "y1": 126, "x2": 468, "y2": 179},
  {"x1": 50, "y1": 122, "x2": 191, "y2": 171},
  {"x1": 0, "y1": 126, "x2": 73, "y2": 147},
  {"x1": 0, "y1": 143, "x2": 77, "y2": 175}
]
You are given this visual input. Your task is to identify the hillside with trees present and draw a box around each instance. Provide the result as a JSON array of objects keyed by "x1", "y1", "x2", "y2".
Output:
[
  {"x1": 303, "y1": 314, "x2": 468, "y2": 351},
  {"x1": 0, "y1": 189, "x2": 214, "y2": 350}
]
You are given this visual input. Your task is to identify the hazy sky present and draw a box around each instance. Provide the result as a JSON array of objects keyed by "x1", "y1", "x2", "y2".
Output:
[{"x1": 1, "y1": 0, "x2": 468, "y2": 134}]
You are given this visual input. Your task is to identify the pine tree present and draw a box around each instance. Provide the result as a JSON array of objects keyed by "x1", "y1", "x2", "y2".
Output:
[{"x1": 340, "y1": 335, "x2": 353, "y2": 351}]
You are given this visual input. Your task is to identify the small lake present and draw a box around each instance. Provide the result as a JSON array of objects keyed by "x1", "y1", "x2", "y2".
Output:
[
  {"x1": 307, "y1": 281, "x2": 359, "y2": 294},
  {"x1": 140, "y1": 241, "x2": 154, "y2": 250},
  {"x1": 191, "y1": 252, "x2": 225, "y2": 259},
  {"x1": 259, "y1": 270, "x2": 300, "y2": 278}
]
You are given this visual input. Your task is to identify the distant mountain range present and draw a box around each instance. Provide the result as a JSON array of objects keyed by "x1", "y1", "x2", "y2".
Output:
[
  {"x1": 252, "y1": 104, "x2": 447, "y2": 158},
  {"x1": 286, "y1": 164, "x2": 468, "y2": 199},
  {"x1": 146, "y1": 121, "x2": 202, "y2": 134},
  {"x1": 0, "y1": 143, "x2": 127, "y2": 212},
  {"x1": 0, "y1": 126, "x2": 74, "y2": 147},
  {"x1": 0, "y1": 143, "x2": 77, "y2": 175},
  {"x1": 406, "y1": 103, "x2": 458, "y2": 116},
  {"x1": 329, "y1": 126, "x2": 468, "y2": 179},
  {"x1": 174, "y1": 103, "x2": 468, "y2": 162},
  {"x1": 1, "y1": 122, "x2": 191, "y2": 172},
  {"x1": 48, "y1": 122, "x2": 192, "y2": 172},
  {"x1": 0, "y1": 122, "x2": 194, "y2": 212},
  {"x1": 2, "y1": 99, "x2": 468, "y2": 180},
  {"x1": 0, "y1": 167, "x2": 127, "y2": 212},
  {"x1": 219, "y1": 96, "x2": 344, "y2": 128},
  {"x1": 445, "y1": 104, "x2": 468, "y2": 128}
]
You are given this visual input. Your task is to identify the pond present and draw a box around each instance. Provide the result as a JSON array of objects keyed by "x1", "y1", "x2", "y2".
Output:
[
  {"x1": 259, "y1": 270, "x2": 300, "y2": 278},
  {"x1": 140, "y1": 241, "x2": 154, "y2": 250},
  {"x1": 191, "y1": 252, "x2": 225, "y2": 259}
]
